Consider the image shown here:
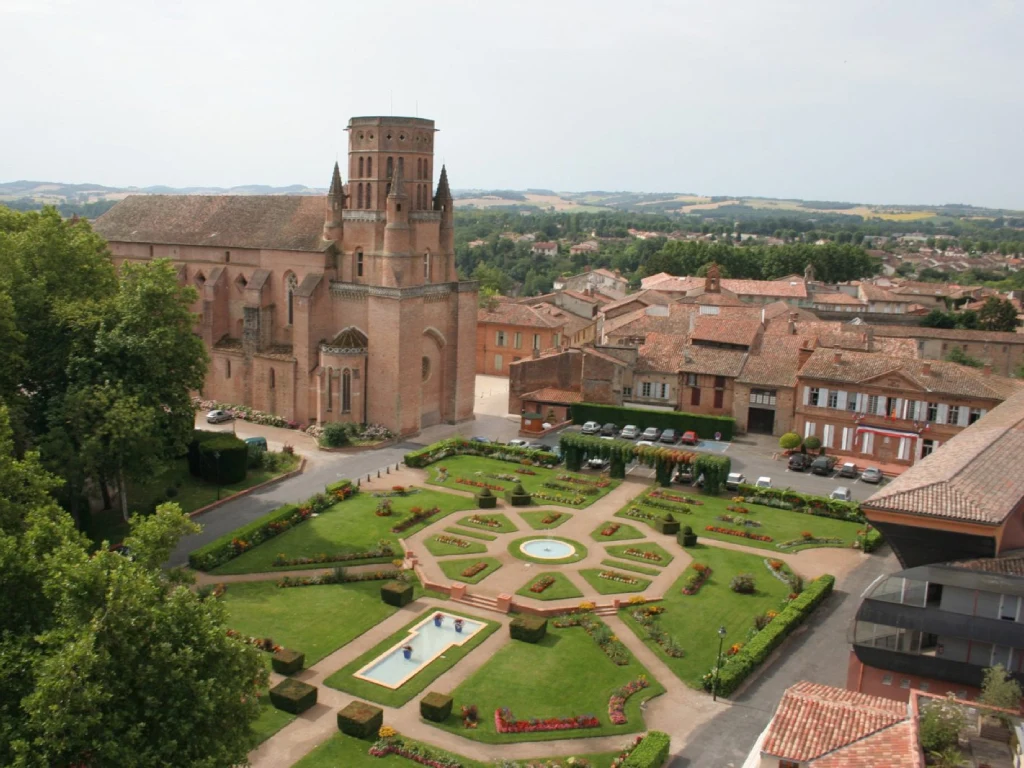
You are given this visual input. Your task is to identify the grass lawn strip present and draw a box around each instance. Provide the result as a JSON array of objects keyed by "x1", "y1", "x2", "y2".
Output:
[
  {"x1": 433, "y1": 623, "x2": 664, "y2": 743},
  {"x1": 426, "y1": 455, "x2": 619, "y2": 509},
  {"x1": 507, "y1": 535, "x2": 588, "y2": 564},
  {"x1": 293, "y1": 732, "x2": 630, "y2": 768},
  {"x1": 519, "y1": 510, "x2": 572, "y2": 531},
  {"x1": 213, "y1": 488, "x2": 477, "y2": 575},
  {"x1": 221, "y1": 580, "x2": 401, "y2": 665},
  {"x1": 589, "y1": 520, "x2": 646, "y2": 542},
  {"x1": 249, "y1": 691, "x2": 295, "y2": 747},
  {"x1": 438, "y1": 557, "x2": 503, "y2": 585},
  {"x1": 605, "y1": 542, "x2": 674, "y2": 568},
  {"x1": 424, "y1": 534, "x2": 488, "y2": 557},
  {"x1": 580, "y1": 568, "x2": 651, "y2": 595},
  {"x1": 456, "y1": 512, "x2": 518, "y2": 534},
  {"x1": 600, "y1": 558, "x2": 661, "y2": 577},
  {"x1": 618, "y1": 544, "x2": 791, "y2": 688},
  {"x1": 514, "y1": 571, "x2": 584, "y2": 601},
  {"x1": 443, "y1": 526, "x2": 497, "y2": 541},
  {"x1": 325, "y1": 608, "x2": 499, "y2": 707}
]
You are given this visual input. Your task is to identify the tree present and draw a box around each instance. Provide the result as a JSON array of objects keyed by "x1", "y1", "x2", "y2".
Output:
[
  {"x1": 803, "y1": 436, "x2": 822, "y2": 452},
  {"x1": 921, "y1": 309, "x2": 956, "y2": 329},
  {"x1": 918, "y1": 694, "x2": 966, "y2": 753},
  {"x1": 945, "y1": 346, "x2": 984, "y2": 368},
  {"x1": 980, "y1": 664, "x2": 1022, "y2": 714},
  {"x1": 778, "y1": 432, "x2": 802, "y2": 451},
  {"x1": 977, "y1": 296, "x2": 1019, "y2": 332}
]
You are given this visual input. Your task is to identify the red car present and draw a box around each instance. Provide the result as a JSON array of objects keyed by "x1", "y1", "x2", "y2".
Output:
[{"x1": 681, "y1": 431, "x2": 698, "y2": 445}]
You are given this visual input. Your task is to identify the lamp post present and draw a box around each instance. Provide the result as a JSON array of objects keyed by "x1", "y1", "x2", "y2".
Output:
[
  {"x1": 213, "y1": 450, "x2": 221, "y2": 500},
  {"x1": 713, "y1": 625, "x2": 727, "y2": 702}
]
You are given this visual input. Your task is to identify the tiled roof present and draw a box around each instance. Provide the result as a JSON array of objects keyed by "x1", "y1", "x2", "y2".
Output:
[
  {"x1": 592, "y1": 268, "x2": 624, "y2": 281},
  {"x1": 600, "y1": 290, "x2": 670, "y2": 315},
  {"x1": 605, "y1": 304, "x2": 703, "y2": 340},
  {"x1": 478, "y1": 302, "x2": 565, "y2": 329},
  {"x1": 868, "y1": 324, "x2": 1024, "y2": 344},
  {"x1": 762, "y1": 682, "x2": 907, "y2": 764},
  {"x1": 533, "y1": 241, "x2": 558, "y2": 249},
  {"x1": 859, "y1": 283, "x2": 911, "y2": 302},
  {"x1": 945, "y1": 549, "x2": 1024, "y2": 577},
  {"x1": 762, "y1": 301, "x2": 817, "y2": 322},
  {"x1": 738, "y1": 335, "x2": 815, "y2": 387},
  {"x1": 691, "y1": 315, "x2": 762, "y2": 347},
  {"x1": 798, "y1": 347, "x2": 1022, "y2": 400},
  {"x1": 561, "y1": 289, "x2": 599, "y2": 304},
  {"x1": 864, "y1": 389, "x2": 1024, "y2": 524},
  {"x1": 636, "y1": 333, "x2": 684, "y2": 372},
  {"x1": 640, "y1": 274, "x2": 704, "y2": 293},
  {"x1": 520, "y1": 387, "x2": 584, "y2": 404},
  {"x1": 813, "y1": 291, "x2": 868, "y2": 306},
  {"x1": 583, "y1": 347, "x2": 631, "y2": 367},
  {"x1": 722, "y1": 277, "x2": 808, "y2": 299},
  {"x1": 678, "y1": 345, "x2": 748, "y2": 377},
  {"x1": 94, "y1": 195, "x2": 332, "y2": 252},
  {"x1": 809, "y1": 721, "x2": 918, "y2": 767}
]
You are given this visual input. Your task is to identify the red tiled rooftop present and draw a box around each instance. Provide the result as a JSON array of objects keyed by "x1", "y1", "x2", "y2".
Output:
[{"x1": 520, "y1": 387, "x2": 584, "y2": 404}]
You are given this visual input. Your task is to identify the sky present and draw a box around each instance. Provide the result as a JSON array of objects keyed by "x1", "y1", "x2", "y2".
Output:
[{"x1": 2, "y1": 0, "x2": 1023, "y2": 209}]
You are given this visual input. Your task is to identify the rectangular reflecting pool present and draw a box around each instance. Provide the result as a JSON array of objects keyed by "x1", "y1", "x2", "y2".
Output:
[{"x1": 354, "y1": 612, "x2": 485, "y2": 689}]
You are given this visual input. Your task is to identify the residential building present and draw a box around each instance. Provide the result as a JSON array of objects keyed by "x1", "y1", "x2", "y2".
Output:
[
  {"x1": 94, "y1": 115, "x2": 476, "y2": 437},
  {"x1": 476, "y1": 300, "x2": 572, "y2": 375},
  {"x1": 794, "y1": 348, "x2": 1020, "y2": 467},
  {"x1": 568, "y1": 240, "x2": 600, "y2": 256},
  {"x1": 531, "y1": 241, "x2": 558, "y2": 257},
  {"x1": 553, "y1": 267, "x2": 629, "y2": 299},
  {"x1": 733, "y1": 335, "x2": 813, "y2": 436},
  {"x1": 868, "y1": 324, "x2": 1024, "y2": 378},
  {"x1": 641, "y1": 269, "x2": 810, "y2": 307}
]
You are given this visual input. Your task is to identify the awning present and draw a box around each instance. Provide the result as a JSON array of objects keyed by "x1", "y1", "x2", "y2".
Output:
[{"x1": 855, "y1": 425, "x2": 919, "y2": 441}]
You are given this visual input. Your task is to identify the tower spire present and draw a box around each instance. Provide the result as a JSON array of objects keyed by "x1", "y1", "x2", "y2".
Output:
[
  {"x1": 388, "y1": 163, "x2": 405, "y2": 198},
  {"x1": 433, "y1": 164, "x2": 451, "y2": 209},
  {"x1": 329, "y1": 161, "x2": 343, "y2": 197}
]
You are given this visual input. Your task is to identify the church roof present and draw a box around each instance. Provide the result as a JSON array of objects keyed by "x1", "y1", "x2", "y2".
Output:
[{"x1": 94, "y1": 195, "x2": 332, "y2": 252}]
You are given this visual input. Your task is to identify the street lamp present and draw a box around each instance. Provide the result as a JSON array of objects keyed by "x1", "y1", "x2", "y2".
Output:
[
  {"x1": 712, "y1": 625, "x2": 727, "y2": 702},
  {"x1": 213, "y1": 450, "x2": 221, "y2": 500}
]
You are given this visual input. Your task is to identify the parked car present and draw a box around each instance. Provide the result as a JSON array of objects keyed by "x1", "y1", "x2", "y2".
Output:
[
  {"x1": 755, "y1": 476, "x2": 772, "y2": 489},
  {"x1": 244, "y1": 436, "x2": 268, "y2": 452},
  {"x1": 838, "y1": 462, "x2": 858, "y2": 479},
  {"x1": 830, "y1": 486, "x2": 853, "y2": 501},
  {"x1": 581, "y1": 421, "x2": 601, "y2": 435},
  {"x1": 620, "y1": 424, "x2": 640, "y2": 439},
  {"x1": 600, "y1": 423, "x2": 619, "y2": 437},
  {"x1": 206, "y1": 409, "x2": 232, "y2": 424},
  {"x1": 636, "y1": 440, "x2": 655, "y2": 448},
  {"x1": 788, "y1": 453, "x2": 811, "y2": 471},
  {"x1": 680, "y1": 430, "x2": 699, "y2": 446},
  {"x1": 861, "y1": 467, "x2": 884, "y2": 484},
  {"x1": 586, "y1": 456, "x2": 609, "y2": 470},
  {"x1": 508, "y1": 439, "x2": 529, "y2": 447},
  {"x1": 675, "y1": 466, "x2": 694, "y2": 483},
  {"x1": 641, "y1": 426, "x2": 661, "y2": 441},
  {"x1": 470, "y1": 436, "x2": 490, "y2": 443},
  {"x1": 523, "y1": 442, "x2": 546, "y2": 451},
  {"x1": 810, "y1": 456, "x2": 837, "y2": 476},
  {"x1": 725, "y1": 472, "x2": 745, "y2": 490},
  {"x1": 659, "y1": 428, "x2": 678, "y2": 444}
]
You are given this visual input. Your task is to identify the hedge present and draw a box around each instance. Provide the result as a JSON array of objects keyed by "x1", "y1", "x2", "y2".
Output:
[
  {"x1": 271, "y1": 648, "x2": 305, "y2": 675},
  {"x1": 337, "y1": 700, "x2": 383, "y2": 738},
  {"x1": 509, "y1": 615, "x2": 547, "y2": 643},
  {"x1": 187, "y1": 430, "x2": 223, "y2": 476},
  {"x1": 707, "y1": 574, "x2": 835, "y2": 698},
  {"x1": 380, "y1": 581, "x2": 414, "y2": 607},
  {"x1": 694, "y1": 455, "x2": 731, "y2": 495},
  {"x1": 269, "y1": 679, "x2": 317, "y2": 714},
  {"x1": 622, "y1": 730, "x2": 671, "y2": 768},
  {"x1": 737, "y1": 484, "x2": 865, "y2": 523},
  {"x1": 404, "y1": 438, "x2": 558, "y2": 469},
  {"x1": 558, "y1": 433, "x2": 696, "y2": 479},
  {"x1": 570, "y1": 402, "x2": 735, "y2": 441},
  {"x1": 187, "y1": 480, "x2": 353, "y2": 570},
  {"x1": 196, "y1": 434, "x2": 249, "y2": 484},
  {"x1": 420, "y1": 692, "x2": 453, "y2": 722}
]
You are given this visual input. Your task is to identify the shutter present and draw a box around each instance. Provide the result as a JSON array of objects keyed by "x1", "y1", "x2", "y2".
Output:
[
  {"x1": 918, "y1": 400, "x2": 928, "y2": 421},
  {"x1": 893, "y1": 398, "x2": 902, "y2": 418},
  {"x1": 856, "y1": 393, "x2": 867, "y2": 412},
  {"x1": 863, "y1": 432, "x2": 874, "y2": 454},
  {"x1": 841, "y1": 427, "x2": 852, "y2": 451},
  {"x1": 901, "y1": 398, "x2": 910, "y2": 419},
  {"x1": 937, "y1": 404, "x2": 949, "y2": 425},
  {"x1": 897, "y1": 438, "x2": 909, "y2": 461},
  {"x1": 804, "y1": 421, "x2": 815, "y2": 438},
  {"x1": 836, "y1": 391, "x2": 848, "y2": 410},
  {"x1": 803, "y1": 386, "x2": 811, "y2": 406},
  {"x1": 957, "y1": 407, "x2": 969, "y2": 427},
  {"x1": 819, "y1": 388, "x2": 829, "y2": 407},
  {"x1": 823, "y1": 424, "x2": 834, "y2": 448},
  {"x1": 980, "y1": 409, "x2": 988, "y2": 420}
]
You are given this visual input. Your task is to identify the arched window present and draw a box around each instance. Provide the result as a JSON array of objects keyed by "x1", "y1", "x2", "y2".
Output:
[
  {"x1": 269, "y1": 368, "x2": 275, "y2": 389},
  {"x1": 423, "y1": 162, "x2": 429, "y2": 180},
  {"x1": 423, "y1": 252, "x2": 430, "y2": 281},
  {"x1": 226, "y1": 359, "x2": 232, "y2": 379},
  {"x1": 286, "y1": 273, "x2": 298, "y2": 325},
  {"x1": 417, "y1": 158, "x2": 422, "y2": 179},
  {"x1": 342, "y1": 369, "x2": 352, "y2": 413},
  {"x1": 386, "y1": 156, "x2": 393, "y2": 180},
  {"x1": 326, "y1": 368, "x2": 333, "y2": 412},
  {"x1": 356, "y1": 250, "x2": 364, "y2": 278},
  {"x1": 365, "y1": 183, "x2": 371, "y2": 209},
  {"x1": 358, "y1": 157, "x2": 364, "y2": 177},
  {"x1": 398, "y1": 156, "x2": 404, "y2": 177},
  {"x1": 366, "y1": 156, "x2": 372, "y2": 177},
  {"x1": 356, "y1": 183, "x2": 363, "y2": 209},
  {"x1": 415, "y1": 186, "x2": 421, "y2": 209}
]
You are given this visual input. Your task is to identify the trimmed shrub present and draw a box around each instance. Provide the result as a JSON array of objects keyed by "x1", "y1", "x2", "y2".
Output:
[
  {"x1": 655, "y1": 513, "x2": 680, "y2": 535},
  {"x1": 404, "y1": 438, "x2": 558, "y2": 469},
  {"x1": 320, "y1": 422, "x2": 350, "y2": 448},
  {"x1": 803, "y1": 435, "x2": 822, "y2": 451},
  {"x1": 269, "y1": 679, "x2": 317, "y2": 714},
  {"x1": 678, "y1": 525, "x2": 698, "y2": 548},
  {"x1": 271, "y1": 648, "x2": 305, "y2": 676},
  {"x1": 694, "y1": 454, "x2": 731, "y2": 496},
  {"x1": 505, "y1": 483, "x2": 532, "y2": 507},
  {"x1": 609, "y1": 455, "x2": 626, "y2": 479},
  {"x1": 420, "y1": 692, "x2": 454, "y2": 722},
  {"x1": 622, "y1": 730, "x2": 671, "y2": 767},
  {"x1": 197, "y1": 434, "x2": 249, "y2": 484},
  {"x1": 730, "y1": 573, "x2": 756, "y2": 594},
  {"x1": 779, "y1": 432, "x2": 802, "y2": 451},
  {"x1": 509, "y1": 615, "x2": 548, "y2": 643},
  {"x1": 477, "y1": 487, "x2": 498, "y2": 509},
  {"x1": 571, "y1": 402, "x2": 735, "y2": 441},
  {"x1": 337, "y1": 700, "x2": 383, "y2": 739},
  {"x1": 380, "y1": 581, "x2": 413, "y2": 607},
  {"x1": 187, "y1": 430, "x2": 223, "y2": 477}
]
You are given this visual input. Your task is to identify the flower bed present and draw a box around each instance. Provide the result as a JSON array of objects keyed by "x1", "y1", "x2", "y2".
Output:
[
  {"x1": 541, "y1": 512, "x2": 562, "y2": 525},
  {"x1": 556, "y1": 474, "x2": 611, "y2": 488},
  {"x1": 681, "y1": 562, "x2": 711, "y2": 596},
  {"x1": 776, "y1": 536, "x2": 844, "y2": 550},
  {"x1": 628, "y1": 605, "x2": 685, "y2": 658},
  {"x1": 277, "y1": 569, "x2": 404, "y2": 588},
  {"x1": 648, "y1": 489, "x2": 703, "y2": 506},
  {"x1": 608, "y1": 676, "x2": 650, "y2": 725},
  {"x1": 482, "y1": 471, "x2": 519, "y2": 482},
  {"x1": 529, "y1": 576, "x2": 556, "y2": 594},
  {"x1": 226, "y1": 628, "x2": 282, "y2": 653},
  {"x1": 552, "y1": 613, "x2": 631, "y2": 665},
  {"x1": 600, "y1": 570, "x2": 640, "y2": 585},
  {"x1": 494, "y1": 707, "x2": 599, "y2": 734},
  {"x1": 622, "y1": 507, "x2": 658, "y2": 522},
  {"x1": 391, "y1": 506, "x2": 440, "y2": 534},
  {"x1": 533, "y1": 491, "x2": 586, "y2": 505},
  {"x1": 272, "y1": 544, "x2": 394, "y2": 567},
  {"x1": 543, "y1": 481, "x2": 599, "y2": 496},
  {"x1": 716, "y1": 514, "x2": 761, "y2": 527},
  {"x1": 455, "y1": 477, "x2": 505, "y2": 492},
  {"x1": 434, "y1": 534, "x2": 472, "y2": 549},
  {"x1": 369, "y1": 735, "x2": 464, "y2": 768},
  {"x1": 375, "y1": 499, "x2": 393, "y2": 517},
  {"x1": 726, "y1": 504, "x2": 749, "y2": 514},
  {"x1": 461, "y1": 562, "x2": 488, "y2": 579},
  {"x1": 600, "y1": 523, "x2": 621, "y2": 537},
  {"x1": 624, "y1": 547, "x2": 662, "y2": 562},
  {"x1": 705, "y1": 526, "x2": 773, "y2": 543},
  {"x1": 640, "y1": 498, "x2": 692, "y2": 514},
  {"x1": 514, "y1": 467, "x2": 536, "y2": 476},
  {"x1": 466, "y1": 514, "x2": 502, "y2": 529}
]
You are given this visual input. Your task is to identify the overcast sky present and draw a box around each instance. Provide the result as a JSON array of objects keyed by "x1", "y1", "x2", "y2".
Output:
[{"x1": 2, "y1": 0, "x2": 1022, "y2": 208}]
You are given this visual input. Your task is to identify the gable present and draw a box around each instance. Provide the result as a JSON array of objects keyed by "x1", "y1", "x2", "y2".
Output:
[{"x1": 859, "y1": 370, "x2": 925, "y2": 392}]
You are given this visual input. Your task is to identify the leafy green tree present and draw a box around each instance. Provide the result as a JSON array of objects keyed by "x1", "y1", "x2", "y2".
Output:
[
  {"x1": 779, "y1": 432, "x2": 802, "y2": 450},
  {"x1": 918, "y1": 695, "x2": 966, "y2": 753},
  {"x1": 922, "y1": 309, "x2": 957, "y2": 329},
  {"x1": 945, "y1": 346, "x2": 984, "y2": 368},
  {"x1": 977, "y1": 296, "x2": 1019, "y2": 332},
  {"x1": 803, "y1": 436, "x2": 822, "y2": 452},
  {"x1": 980, "y1": 664, "x2": 1022, "y2": 714}
]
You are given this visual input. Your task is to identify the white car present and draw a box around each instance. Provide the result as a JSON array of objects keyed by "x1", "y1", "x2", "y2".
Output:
[
  {"x1": 636, "y1": 440, "x2": 655, "y2": 448},
  {"x1": 507, "y1": 439, "x2": 529, "y2": 448},
  {"x1": 830, "y1": 486, "x2": 853, "y2": 501},
  {"x1": 725, "y1": 472, "x2": 745, "y2": 490},
  {"x1": 620, "y1": 425, "x2": 640, "y2": 439},
  {"x1": 206, "y1": 409, "x2": 232, "y2": 424},
  {"x1": 581, "y1": 421, "x2": 601, "y2": 435},
  {"x1": 755, "y1": 476, "x2": 772, "y2": 489}
]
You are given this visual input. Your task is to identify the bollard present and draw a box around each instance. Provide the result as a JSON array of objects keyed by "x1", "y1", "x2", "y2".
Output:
[
  {"x1": 377, "y1": 470, "x2": 380, "y2": 478},
  {"x1": 367, "y1": 473, "x2": 371, "y2": 482},
  {"x1": 387, "y1": 466, "x2": 390, "y2": 475}
]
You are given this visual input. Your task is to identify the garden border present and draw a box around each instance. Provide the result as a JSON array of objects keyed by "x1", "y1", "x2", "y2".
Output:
[{"x1": 187, "y1": 457, "x2": 306, "y2": 519}]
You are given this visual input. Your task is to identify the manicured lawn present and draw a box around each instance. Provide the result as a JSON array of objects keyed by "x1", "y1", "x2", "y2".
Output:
[
  {"x1": 90, "y1": 452, "x2": 300, "y2": 547},
  {"x1": 213, "y1": 488, "x2": 477, "y2": 575},
  {"x1": 601, "y1": 558, "x2": 661, "y2": 577},
  {"x1": 423, "y1": 533, "x2": 489, "y2": 556},
  {"x1": 293, "y1": 732, "x2": 628, "y2": 768},
  {"x1": 605, "y1": 542, "x2": 674, "y2": 568},
  {"x1": 438, "y1": 557, "x2": 503, "y2": 585},
  {"x1": 590, "y1": 520, "x2": 646, "y2": 542},
  {"x1": 249, "y1": 692, "x2": 295, "y2": 747},
  {"x1": 519, "y1": 510, "x2": 572, "y2": 530},
  {"x1": 444, "y1": 526, "x2": 497, "y2": 541},
  {"x1": 425, "y1": 456, "x2": 619, "y2": 508},
  {"x1": 618, "y1": 544, "x2": 791, "y2": 688},
  {"x1": 456, "y1": 512, "x2": 518, "y2": 534},
  {"x1": 580, "y1": 568, "x2": 651, "y2": 595},
  {"x1": 507, "y1": 535, "x2": 588, "y2": 564},
  {"x1": 325, "y1": 608, "x2": 499, "y2": 707},
  {"x1": 433, "y1": 624, "x2": 664, "y2": 743},
  {"x1": 221, "y1": 580, "x2": 403, "y2": 664},
  {"x1": 514, "y1": 572, "x2": 584, "y2": 601},
  {"x1": 615, "y1": 488, "x2": 862, "y2": 552}
]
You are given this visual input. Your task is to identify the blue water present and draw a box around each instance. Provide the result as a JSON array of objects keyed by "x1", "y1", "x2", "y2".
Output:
[
  {"x1": 357, "y1": 614, "x2": 484, "y2": 687},
  {"x1": 696, "y1": 440, "x2": 731, "y2": 453},
  {"x1": 521, "y1": 539, "x2": 574, "y2": 559}
]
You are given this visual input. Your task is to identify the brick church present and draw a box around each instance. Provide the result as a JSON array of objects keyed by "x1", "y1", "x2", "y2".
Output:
[{"x1": 94, "y1": 116, "x2": 477, "y2": 437}]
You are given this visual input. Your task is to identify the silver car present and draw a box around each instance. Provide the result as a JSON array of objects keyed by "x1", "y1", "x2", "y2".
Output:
[
  {"x1": 206, "y1": 409, "x2": 232, "y2": 424},
  {"x1": 829, "y1": 486, "x2": 853, "y2": 501},
  {"x1": 861, "y1": 467, "x2": 884, "y2": 484},
  {"x1": 620, "y1": 424, "x2": 640, "y2": 439}
]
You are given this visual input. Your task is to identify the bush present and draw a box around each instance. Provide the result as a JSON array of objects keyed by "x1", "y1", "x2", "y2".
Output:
[
  {"x1": 404, "y1": 438, "x2": 558, "y2": 469},
  {"x1": 779, "y1": 432, "x2": 802, "y2": 450},
  {"x1": 656, "y1": 513, "x2": 680, "y2": 535},
  {"x1": 622, "y1": 730, "x2": 671, "y2": 767},
  {"x1": 505, "y1": 483, "x2": 532, "y2": 507},
  {"x1": 571, "y1": 402, "x2": 735, "y2": 441},
  {"x1": 803, "y1": 435, "x2": 822, "y2": 451},
  {"x1": 694, "y1": 454, "x2": 731, "y2": 495},
  {"x1": 477, "y1": 487, "x2": 498, "y2": 509},
  {"x1": 320, "y1": 422, "x2": 350, "y2": 448},
  {"x1": 420, "y1": 692, "x2": 454, "y2": 722},
  {"x1": 337, "y1": 700, "x2": 383, "y2": 739},
  {"x1": 919, "y1": 696, "x2": 967, "y2": 753},
  {"x1": 678, "y1": 525, "x2": 697, "y2": 547},
  {"x1": 380, "y1": 581, "x2": 413, "y2": 607},
  {"x1": 269, "y1": 679, "x2": 318, "y2": 714},
  {"x1": 186, "y1": 429, "x2": 223, "y2": 477},
  {"x1": 165, "y1": 486, "x2": 178, "y2": 498},
  {"x1": 271, "y1": 648, "x2": 305, "y2": 676},
  {"x1": 196, "y1": 434, "x2": 249, "y2": 484},
  {"x1": 509, "y1": 615, "x2": 547, "y2": 643},
  {"x1": 730, "y1": 573, "x2": 756, "y2": 594}
]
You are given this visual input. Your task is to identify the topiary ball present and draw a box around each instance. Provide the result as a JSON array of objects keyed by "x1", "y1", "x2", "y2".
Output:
[
  {"x1": 479, "y1": 487, "x2": 493, "y2": 497},
  {"x1": 513, "y1": 483, "x2": 526, "y2": 495},
  {"x1": 682, "y1": 525, "x2": 693, "y2": 535},
  {"x1": 664, "y1": 512, "x2": 675, "y2": 522}
]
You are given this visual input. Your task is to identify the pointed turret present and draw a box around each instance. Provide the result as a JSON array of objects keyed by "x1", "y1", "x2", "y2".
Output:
[
  {"x1": 383, "y1": 165, "x2": 410, "y2": 268},
  {"x1": 323, "y1": 161, "x2": 345, "y2": 242},
  {"x1": 388, "y1": 163, "x2": 406, "y2": 199},
  {"x1": 433, "y1": 165, "x2": 452, "y2": 210},
  {"x1": 329, "y1": 161, "x2": 343, "y2": 198},
  {"x1": 435, "y1": 165, "x2": 456, "y2": 279}
]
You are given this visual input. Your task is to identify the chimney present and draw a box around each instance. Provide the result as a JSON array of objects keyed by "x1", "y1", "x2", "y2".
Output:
[
  {"x1": 866, "y1": 326, "x2": 875, "y2": 351},
  {"x1": 797, "y1": 340, "x2": 814, "y2": 369},
  {"x1": 833, "y1": 351, "x2": 843, "y2": 364},
  {"x1": 922, "y1": 362, "x2": 931, "y2": 376},
  {"x1": 788, "y1": 312, "x2": 797, "y2": 335},
  {"x1": 984, "y1": 363, "x2": 992, "y2": 376}
]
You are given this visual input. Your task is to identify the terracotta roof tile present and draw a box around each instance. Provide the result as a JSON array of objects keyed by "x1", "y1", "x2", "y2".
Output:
[
  {"x1": 813, "y1": 291, "x2": 868, "y2": 306},
  {"x1": 520, "y1": 387, "x2": 584, "y2": 404},
  {"x1": 95, "y1": 194, "x2": 331, "y2": 252},
  {"x1": 636, "y1": 333, "x2": 684, "y2": 372},
  {"x1": 691, "y1": 315, "x2": 762, "y2": 347},
  {"x1": 600, "y1": 290, "x2": 671, "y2": 315},
  {"x1": 721, "y1": 277, "x2": 807, "y2": 298},
  {"x1": 739, "y1": 335, "x2": 814, "y2": 387},
  {"x1": 869, "y1": 324, "x2": 1024, "y2": 344},
  {"x1": 809, "y1": 721, "x2": 919, "y2": 767},
  {"x1": 678, "y1": 345, "x2": 748, "y2": 377},
  {"x1": 945, "y1": 549, "x2": 1024, "y2": 577},
  {"x1": 478, "y1": 302, "x2": 565, "y2": 329}
]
